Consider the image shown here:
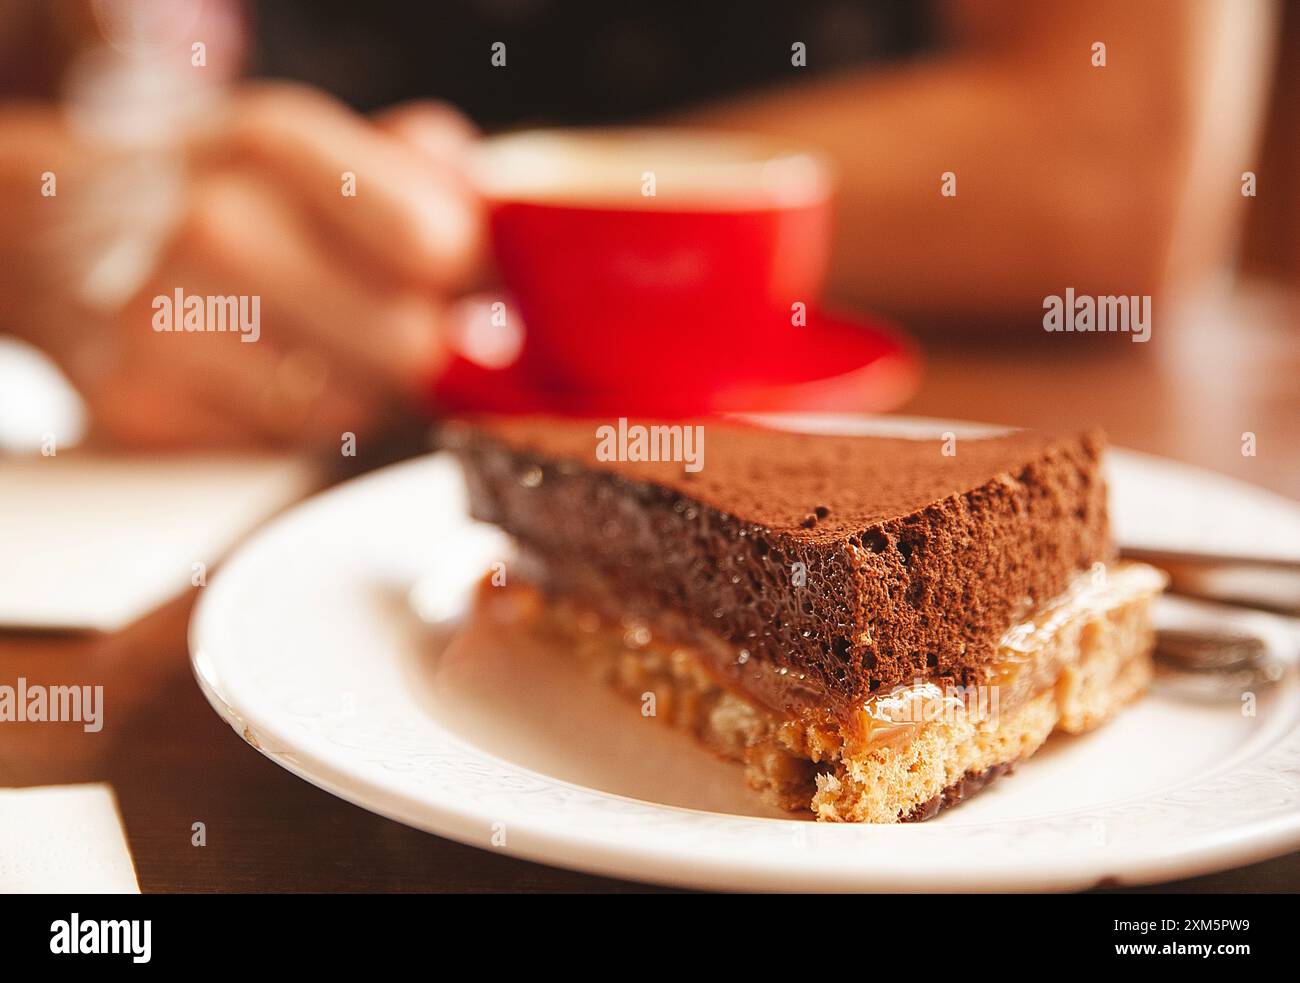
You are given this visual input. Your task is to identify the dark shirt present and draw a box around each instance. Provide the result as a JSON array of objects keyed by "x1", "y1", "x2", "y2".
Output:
[{"x1": 251, "y1": 0, "x2": 934, "y2": 127}]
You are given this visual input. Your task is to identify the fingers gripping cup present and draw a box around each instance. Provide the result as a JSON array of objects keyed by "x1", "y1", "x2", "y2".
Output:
[{"x1": 473, "y1": 129, "x2": 834, "y2": 404}]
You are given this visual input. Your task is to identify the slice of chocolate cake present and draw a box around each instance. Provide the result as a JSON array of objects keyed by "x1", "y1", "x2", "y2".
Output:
[{"x1": 442, "y1": 417, "x2": 1165, "y2": 822}]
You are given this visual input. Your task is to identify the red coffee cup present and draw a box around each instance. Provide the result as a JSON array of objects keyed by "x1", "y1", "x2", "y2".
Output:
[{"x1": 472, "y1": 129, "x2": 833, "y2": 402}]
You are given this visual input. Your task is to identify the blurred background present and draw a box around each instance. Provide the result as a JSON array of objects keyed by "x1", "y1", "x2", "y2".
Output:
[
  {"x1": 0, "y1": 0, "x2": 1295, "y2": 473},
  {"x1": 0, "y1": 0, "x2": 1295, "y2": 516}
]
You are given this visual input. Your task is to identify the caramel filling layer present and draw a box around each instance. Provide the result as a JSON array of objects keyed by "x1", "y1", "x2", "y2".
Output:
[{"x1": 534, "y1": 561, "x2": 1165, "y2": 757}]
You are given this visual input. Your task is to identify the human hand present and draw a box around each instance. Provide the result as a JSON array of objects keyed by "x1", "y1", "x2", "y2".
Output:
[{"x1": 9, "y1": 82, "x2": 483, "y2": 449}]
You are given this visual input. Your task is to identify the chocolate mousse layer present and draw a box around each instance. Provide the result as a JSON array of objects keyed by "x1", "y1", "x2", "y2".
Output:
[{"x1": 441, "y1": 417, "x2": 1111, "y2": 721}]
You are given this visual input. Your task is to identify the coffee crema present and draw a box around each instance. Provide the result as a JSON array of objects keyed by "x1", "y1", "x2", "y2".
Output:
[{"x1": 473, "y1": 128, "x2": 831, "y2": 210}]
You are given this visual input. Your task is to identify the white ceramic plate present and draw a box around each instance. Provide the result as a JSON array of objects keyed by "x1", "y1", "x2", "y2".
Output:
[{"x1": 189, "y1": 417, "x2": 1300, "y2": 892}]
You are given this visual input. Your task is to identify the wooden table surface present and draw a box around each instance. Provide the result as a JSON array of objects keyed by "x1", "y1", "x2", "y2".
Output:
[{"x1": 2, "y1": 283, "x2": 1297, "y2": 893}]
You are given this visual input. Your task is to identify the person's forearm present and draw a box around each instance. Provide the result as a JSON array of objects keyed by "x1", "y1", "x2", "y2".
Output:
[
  {"x1": 685, "y1": 58, "x2": 1184, "y2": 328},
  {"x1": 682, "y1": 0, "x2": 1275, "y2": 331}
]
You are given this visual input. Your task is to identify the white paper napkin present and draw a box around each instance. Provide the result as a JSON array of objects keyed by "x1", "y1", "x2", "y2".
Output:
[
  {"x1": 0, "y1": 453, "x2": 317, "y2": 631},
  {"x1": 0, "y1": 784, "x2": 140, "y2": 893}
]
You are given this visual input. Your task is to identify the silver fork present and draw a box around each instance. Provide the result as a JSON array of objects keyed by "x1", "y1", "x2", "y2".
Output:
[{"x1": 1120, "y1": 550, "x2": 1300, "y2": 701}]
